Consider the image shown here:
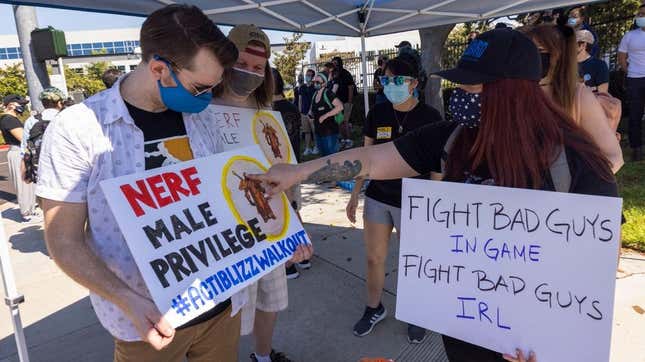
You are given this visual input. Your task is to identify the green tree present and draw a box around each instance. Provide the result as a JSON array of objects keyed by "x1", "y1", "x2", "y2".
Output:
[
  {"x1": 64, "y1": 63, "x2": 106, "y2": 97},
  {"x1": 0, "y1": 64, "x2": 27, "y2": 97},
  {"x1": 272, "y1": 32, "x2": 310, "y2": 86}
]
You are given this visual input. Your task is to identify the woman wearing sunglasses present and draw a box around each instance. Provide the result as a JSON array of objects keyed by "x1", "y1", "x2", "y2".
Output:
[
  {"x1": 346, "y1": 57, "x2": 442, "y2": 343},
  {"x1": 308, "y1": 71, "x2": 344, "y2": 156},
  {"x1": 252, "y1": 29, "x2": 618, "y2": 362}
]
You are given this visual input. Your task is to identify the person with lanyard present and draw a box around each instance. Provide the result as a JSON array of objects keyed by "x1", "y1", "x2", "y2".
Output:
[
  {"x1": 308, "y1": 71, "x2": 344, "y2": 157},
  {"x1": 297, "y1": 69, "x2": 318, "y2": 156},
  {"x1": 576, "y1": 30, "x2": 609, "y2": 93},
  {"x1": 205, "y1": 24, "x2": 313, "y2": 362},
  {"x1": 345, "y1": 57, "x2": 442, "y2": 343},
  {"x1": 373, "y1": 55, "x2": 389, "y2": 105},
  {"x1": 252, "y1": 28, "x2": 619, "y2": 362},
  {"x1": 36, "y1": 5, "x2": 247, "y2": 361},
  {"x1": 524, "y1": 24, "x2": 623, "y2": 173},
  {"x1": 1, "y1": 94, "x2": 38, "y2": 221}
]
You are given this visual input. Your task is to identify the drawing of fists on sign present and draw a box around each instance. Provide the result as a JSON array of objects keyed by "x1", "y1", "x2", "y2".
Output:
[
  {"x1": 222, "y1": 155, "x2": 290, "y2": 240},
  {"x1": 252, "y1": 111, "x2": 291, "y2": 165}
]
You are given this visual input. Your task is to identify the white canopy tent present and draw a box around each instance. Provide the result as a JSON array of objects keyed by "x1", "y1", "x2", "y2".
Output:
[
  {"x1": 2, "y1": 0, "x2": 600, "y2": 114},
  {"x1": 0, "y1": 1, "x2": 600, "y2": 362}
]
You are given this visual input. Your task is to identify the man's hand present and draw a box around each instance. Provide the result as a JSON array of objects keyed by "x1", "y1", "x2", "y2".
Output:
[
  {"x1": 503, "y1": 349, "x2": 536, "y2": 362},
  {"x1": 346, "y1": 195, "x2": 358, "y2": 223},
  {"x1": 249, "y1": 163, "x2": 302, "y2": 197},
  {"x1": 123, "y1": 293, "x2": 175, "y2": 351},
  {"x1": 289, "y1": 243, "x2": 314, "y2": 264}
]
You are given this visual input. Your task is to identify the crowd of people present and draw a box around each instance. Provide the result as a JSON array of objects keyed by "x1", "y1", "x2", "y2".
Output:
[{"x1": 0, "y1": 2, "x2": 641, "y2": 362}]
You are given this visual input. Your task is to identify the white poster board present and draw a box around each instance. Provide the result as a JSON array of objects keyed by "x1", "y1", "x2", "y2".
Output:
[
  {"x1": 396, "y1": 179, "x2": 622, "y2": 362},
  {"x1": 200, "y1": 105, "x2": 297, "y2": 165},
  {"x1": 100, "y1": 145, "x2": 309, "y2": 327}
]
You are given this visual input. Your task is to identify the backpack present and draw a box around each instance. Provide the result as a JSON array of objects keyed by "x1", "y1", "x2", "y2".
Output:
[
  {"x1": 322, "y1": 90, "x2": 344, "y2": 124},
  {"x1": 23, "y1": 114, "x2": 50, "y2": 184},
  {"x1": 440, "y1": 125, "x2": 571, "y2": 192}
]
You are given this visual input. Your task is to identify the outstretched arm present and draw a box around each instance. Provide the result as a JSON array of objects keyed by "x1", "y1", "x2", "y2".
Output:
[{"x1": 253, "y1": 141, "x2": 418, "y2": 196}]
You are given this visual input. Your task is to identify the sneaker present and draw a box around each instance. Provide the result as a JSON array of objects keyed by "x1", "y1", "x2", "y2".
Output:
[
  {"x1": 353, "y1": 304, "x2": 387, "y2": 337},
  {"x1": 344, "y1": 139, "x2": 354, "y2": 148},
  {"x1": 298, "y1": 259, "x2": 311, "y2": 269},
  {"x1": 311, "y1": 146, "x2": 319, "y2": 155},
  {"x1": 270, "y1": 350, "x2": 292, "y2": 362},
  {"x1": 303, "y1": 148, "x2": 312, "y2": 156},
  {"x1": 407, "y1": 324, "x2": 427, "y2": 344},
  {"x1": 285, "y1": 264, "x2": 299, "y2": 279}
]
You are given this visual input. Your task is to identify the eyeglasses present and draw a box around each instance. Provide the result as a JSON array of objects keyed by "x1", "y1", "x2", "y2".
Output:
[
  {"x1": 155, "y1": 55, "x2": 220, "y2": 96},
  {"x1": 379, "y1": 75, "x2": 415, "y2": 86}
]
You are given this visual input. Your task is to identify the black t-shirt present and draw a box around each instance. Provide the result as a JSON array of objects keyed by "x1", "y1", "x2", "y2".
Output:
[
  {"x1": 393, "y1": 121, "x2": 618, "y2": 361},
  {"x1": 311, "y1": 89, "x2": 340, "y2": 137},
  {"x1": 578, "y1": 57, "x2": 609, "y2": 90},
  {"x1": 334, "y1": 68, "x2": 356, "y2": 103},
  {"x1": 363, "y1": 102, "x2": 442, "y2": 207},
  {"x1": 273, "y1": 99, "x2": 301, "y2": 162},
  {"x1": 296, "y1": 84, "x2": 316, "y2": 114},
  {"x1": 0, "y1": 114, "x2": 23, "y2": 146},
  {"x1": 125, "y1": 101, "x2": 231, "y2": 328}
]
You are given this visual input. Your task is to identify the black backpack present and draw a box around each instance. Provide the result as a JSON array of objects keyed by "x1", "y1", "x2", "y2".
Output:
[{"x1": 23, "y1": 114, "x2": 50, "y2": 184}]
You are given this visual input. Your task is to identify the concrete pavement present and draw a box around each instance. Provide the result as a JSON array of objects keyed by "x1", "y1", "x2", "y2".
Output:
[{"x1": 0, "y1": 183, "x2": 643, "y2": 361}]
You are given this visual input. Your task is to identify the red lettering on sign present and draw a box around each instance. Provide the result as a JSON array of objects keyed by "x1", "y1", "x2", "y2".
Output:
[{"x1": 121, "y1": 180, "x2": 157, "y2": 217}]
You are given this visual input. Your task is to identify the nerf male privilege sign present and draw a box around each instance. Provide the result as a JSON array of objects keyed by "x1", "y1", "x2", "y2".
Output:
[{"x1": 100, "y1": 145, "x2": 309, "y2": 327}]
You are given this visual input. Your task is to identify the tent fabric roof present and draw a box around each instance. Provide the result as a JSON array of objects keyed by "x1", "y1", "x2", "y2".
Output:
[{"x1": 2, "y1": 0, "x2": 600, "y2": 37}]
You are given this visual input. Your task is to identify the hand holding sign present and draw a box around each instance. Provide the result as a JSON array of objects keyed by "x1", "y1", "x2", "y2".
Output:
[
  {"x1": 122, "y1": 292, "x2": 175, "y2": 351},
  {"x1": 503, "y1": 350, "x2": 537, "y2": 362}
]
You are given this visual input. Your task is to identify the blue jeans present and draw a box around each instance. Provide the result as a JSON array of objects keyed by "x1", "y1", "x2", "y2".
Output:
[{"x1": 316, "y1": 134, "x2": 339, "y2": 156}]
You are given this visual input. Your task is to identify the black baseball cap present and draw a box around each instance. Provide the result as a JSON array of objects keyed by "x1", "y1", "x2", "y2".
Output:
[
  {"x1": 395, "y1": 40, "x2": 412, "y2": 48},
  {"x1": 433, "y1": 29, "x2": 541, "y2": 85},
  {"x1": 2, "y1": 94, "x2": 29, "y2": 106}
]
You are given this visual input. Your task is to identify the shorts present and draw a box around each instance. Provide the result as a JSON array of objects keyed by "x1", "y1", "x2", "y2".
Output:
[
  {"x1": 240, "y1": 265, "x2": 288, "y2": 335},
  {"x1": 363, "y1": 196, "x2": 401, "y2": 232},
  {"x1": 300, "y1": 114, "x2": 314, "y2": 134}
]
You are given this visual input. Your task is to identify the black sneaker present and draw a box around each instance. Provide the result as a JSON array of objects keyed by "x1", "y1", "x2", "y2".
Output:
[
  {"x1": 407, "y1": 324, "x2": 427, "y2": 344},
  {"x1": 298, "y1": 259, "x2": 311, "y2": 269},
  {"x1": 285, "y1": 264, "x2": 299, "y2": 279},
  {"x1": 353, "y1": 304, "x2": 387, "y2": 337},
  {"x1": 250, "y1": 350, "x2": 292, "y2": 362}
]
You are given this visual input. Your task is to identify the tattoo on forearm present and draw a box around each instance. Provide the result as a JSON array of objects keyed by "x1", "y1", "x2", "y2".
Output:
[{"x1": 307, "y1": 159, "x2": 363, "y2": 183}]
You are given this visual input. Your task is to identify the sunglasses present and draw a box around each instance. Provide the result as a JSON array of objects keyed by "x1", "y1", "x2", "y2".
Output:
[
  {"x1": 155, "y1": 55, "x2": 220, "y2": 96},
  {"x1": 379, "y1": 75, "x2": 415, "y2": 86}
]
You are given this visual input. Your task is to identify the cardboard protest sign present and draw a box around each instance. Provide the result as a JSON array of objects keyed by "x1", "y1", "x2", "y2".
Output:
[
  {"x1": 199, "y1": 105, "x2": 297, "y2": 165},
  {"x1": 396, "y1": 179, "x2": 622, "y2": 362},
  {"x1": 100, "y1": 145, "x2": 309, "y2": 327}
]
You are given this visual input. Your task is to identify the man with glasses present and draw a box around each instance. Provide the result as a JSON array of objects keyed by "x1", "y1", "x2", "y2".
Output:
[{"x1": 36, "y1": 5, "x2": 244, "y2": 361}]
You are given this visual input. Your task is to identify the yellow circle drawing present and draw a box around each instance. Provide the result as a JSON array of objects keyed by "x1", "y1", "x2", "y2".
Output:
[
  {"x1": 252, "y1": 111, "x2": 292, "y2": 164},
  {"x1": 221, "y1": 155, "x2": 290, "y2": 242}
]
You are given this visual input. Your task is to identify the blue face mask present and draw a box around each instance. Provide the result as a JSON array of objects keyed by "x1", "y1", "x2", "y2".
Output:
[
  {"x1": 305, "y1": 75, "x2": 312, "y2": 83},
  {"x1": 155, "y1": 55, "x2": 212, "y2": 113},
  {"x1": 383, "y1": 83, "x2": 411, "y2": 105},
  {"x1": 636, "y1": 17, "x2": 645, "y2": 28},
  {"x1": 449, "y1": 88, "x2": 481, "y2": 128},
  {"x1": 567, "y1": 17, "x2": 579, "y2": 26}
]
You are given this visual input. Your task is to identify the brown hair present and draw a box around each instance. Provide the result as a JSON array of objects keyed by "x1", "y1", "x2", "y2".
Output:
[
  {"x1": 140, "y1": 4, "x2": 238, "y2": 70},
  {"x1": 213, "y1": 40, "x2": 274, "y2": 109},
  {"x1": 523, "y1": 24, "x2": 578, "y2": 115},
  {"x1": 445, "y1": 79, "x2": 613, "y2": 189}
]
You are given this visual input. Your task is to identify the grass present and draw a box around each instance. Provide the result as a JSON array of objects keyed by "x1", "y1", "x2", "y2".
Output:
[{"x1": 616, "y1": 156, "x2": 645, "y2": 252}]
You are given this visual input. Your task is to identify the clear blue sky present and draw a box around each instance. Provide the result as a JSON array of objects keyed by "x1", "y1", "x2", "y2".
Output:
[{"x1": 0, "y1": 4, "x2": 337, "y2": 43}]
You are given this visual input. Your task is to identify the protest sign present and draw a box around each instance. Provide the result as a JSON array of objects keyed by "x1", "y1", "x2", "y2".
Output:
[
  {"x1": 100, "y1": 145, "x2": 309, "y2": 327},
  {"x1": 396, "y1": 179, "x2": 622, "y2": 362},
  {"x1": 196, "y1": 105, "x2": 297, "y2": 165}
]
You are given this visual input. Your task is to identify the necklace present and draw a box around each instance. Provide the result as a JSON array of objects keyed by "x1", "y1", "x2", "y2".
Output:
[{"x1": 393, "y1": 102, "x2": 415, "y2": 133}]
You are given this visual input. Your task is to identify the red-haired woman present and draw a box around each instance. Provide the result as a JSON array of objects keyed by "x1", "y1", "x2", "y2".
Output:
[
  {"x1": 523, "y1": 24, "x2": 624, "y2": 173},
  {"x1": 253, "y1": 29, "x2": 618, "y2": 362}
]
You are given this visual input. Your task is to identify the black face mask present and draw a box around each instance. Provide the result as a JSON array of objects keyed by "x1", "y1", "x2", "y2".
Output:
[
  {"x1": 540, "y1": 53, "x2": 551, "y2": 79},
  {"x1": 14, "y1": 105, "x2": 25, "y2": 114}
]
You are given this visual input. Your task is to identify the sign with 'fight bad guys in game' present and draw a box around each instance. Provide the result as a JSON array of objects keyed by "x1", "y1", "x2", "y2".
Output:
[
  {"x1": 100, "y1": 145, "x2": 309, "y2": 328},
  {"x1": 396, "y1": 179, "x2": 622, "y2": 362}
]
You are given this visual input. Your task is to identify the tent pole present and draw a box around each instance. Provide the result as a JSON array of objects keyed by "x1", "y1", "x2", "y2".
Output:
[
  {"x1": 360, "y1": 33, "x2": 369, "y2": 116},
  {"x1": 0, "y1": 217, "x2": 30, "y2": 362}
]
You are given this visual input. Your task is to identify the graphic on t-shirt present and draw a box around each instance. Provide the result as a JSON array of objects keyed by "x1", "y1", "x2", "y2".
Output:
[
  {"x1": 143, "y1": 135, "x2": 194, "y2": 170},
  {"x1": 222, "y1": 155, "x2": 289, "y2": 241},
  {"x1": 376, "y1": 126, "x2": 392, "y2": 140},
  {"x1": 252, "y1": 111, "x2": 291, "y2": 165}
]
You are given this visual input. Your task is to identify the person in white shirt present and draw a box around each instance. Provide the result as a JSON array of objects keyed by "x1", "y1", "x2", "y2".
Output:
[
  {"x1": 36, "y1": 5, "x2": 309, "y2": 362},
  {"x1": 618, "y1": 4, "x2": 645, "y2": 161}
]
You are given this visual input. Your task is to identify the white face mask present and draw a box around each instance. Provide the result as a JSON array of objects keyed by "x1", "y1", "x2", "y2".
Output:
[{"x1": 636, "y1": 17, "x2": 645, "y2": 28}]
